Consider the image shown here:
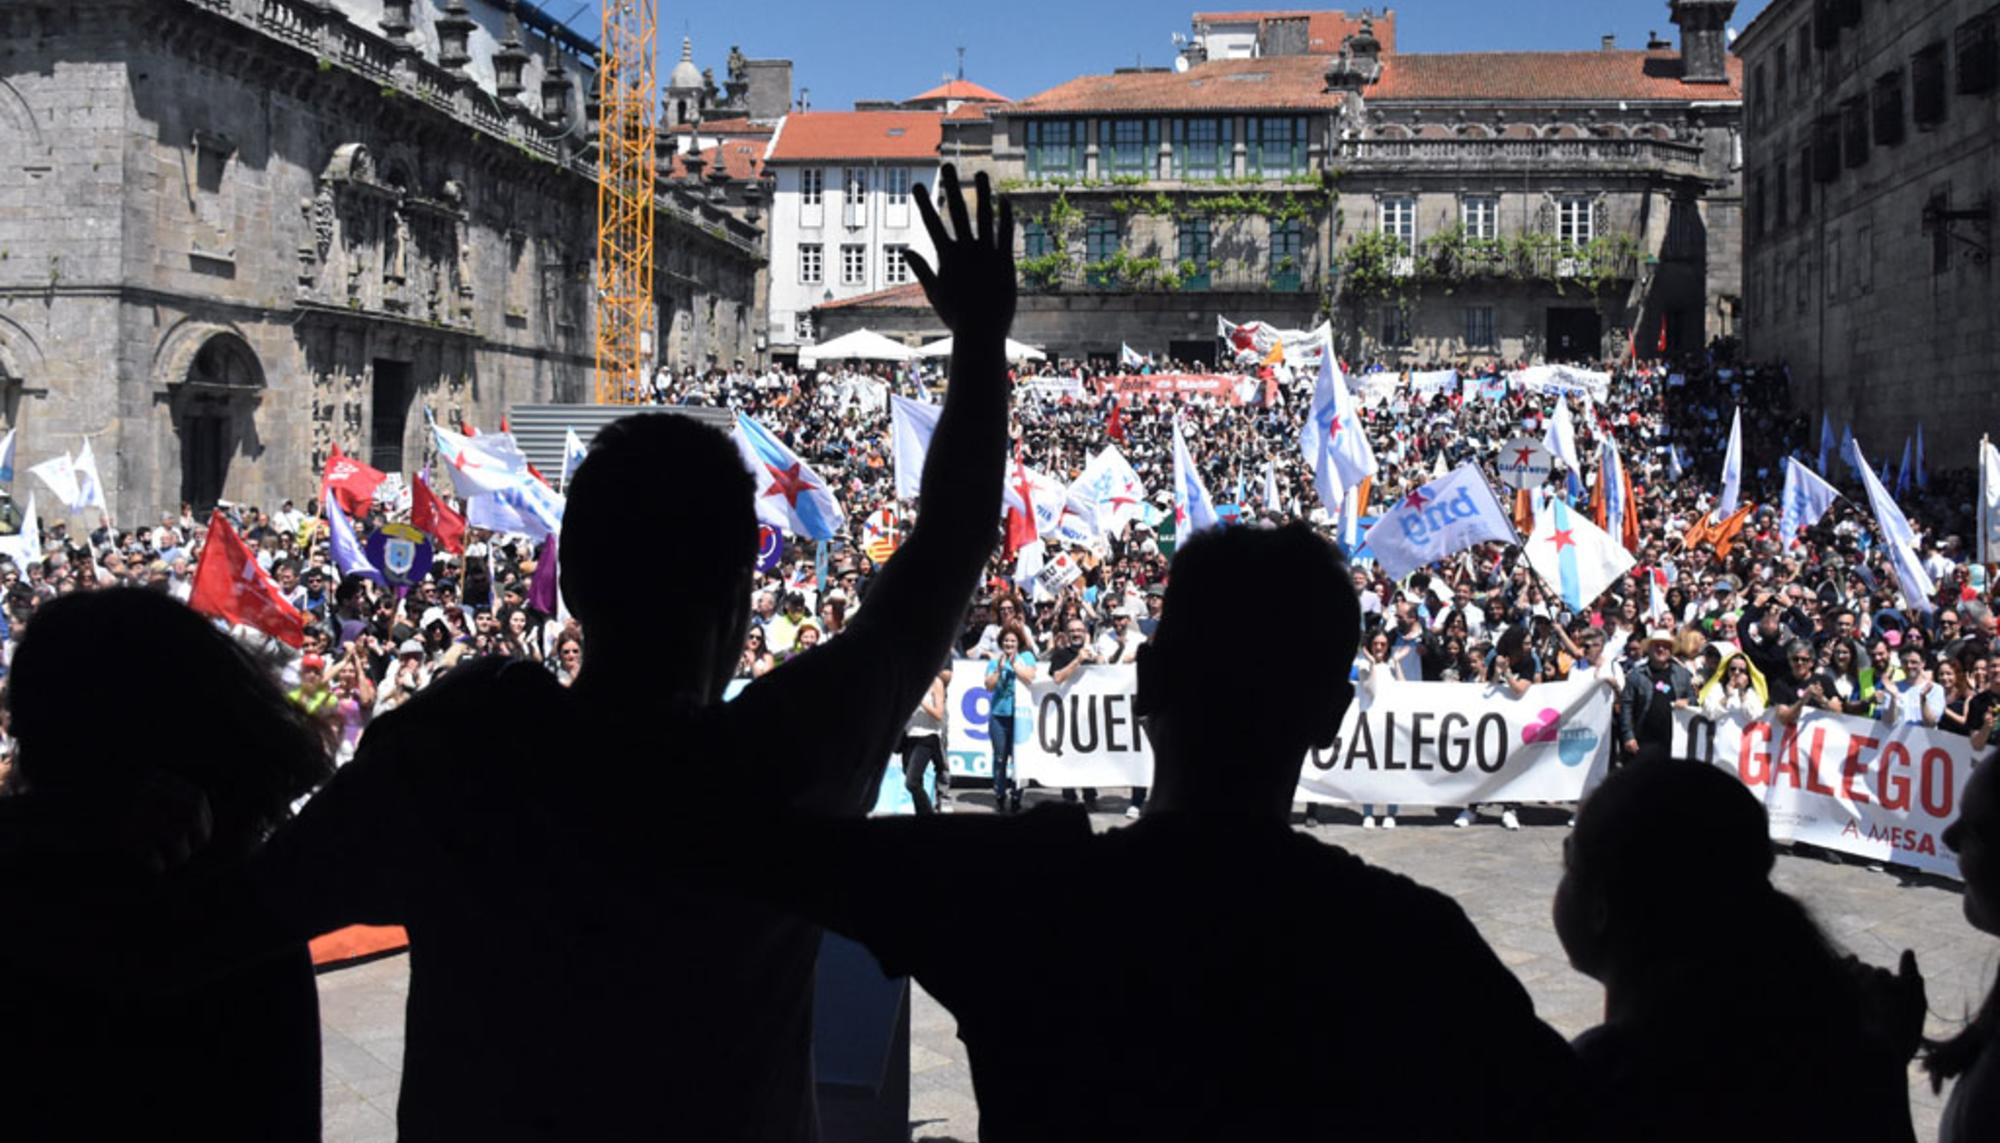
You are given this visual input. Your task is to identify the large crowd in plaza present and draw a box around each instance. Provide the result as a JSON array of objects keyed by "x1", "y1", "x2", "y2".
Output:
[{"x1": 1, "y1": 167, "x2": 1996, "y2": 1142}]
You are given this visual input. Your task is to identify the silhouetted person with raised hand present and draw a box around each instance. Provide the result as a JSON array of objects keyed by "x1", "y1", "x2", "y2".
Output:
[
  {"x1": 1556, "y1": 761, "x2": 1922, "y2": 1143},
  {"x1": 0, "y1": 589, "x2": 331, "y2": 1142},
  {"x1": 250, "y1": 163, "x2": 1015, "y2": 1141},
  {"x1": 712, "y1": 524, "x2": 1586, "y2": 1142}
]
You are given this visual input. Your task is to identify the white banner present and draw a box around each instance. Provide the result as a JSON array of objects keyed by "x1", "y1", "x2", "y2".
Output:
[
  {"x1": 1673, "y1": 709, "x2": 1969, "y2": 878},
  {"x1": 946, "y1": 661, "x2": 1616, "y2": 803}
]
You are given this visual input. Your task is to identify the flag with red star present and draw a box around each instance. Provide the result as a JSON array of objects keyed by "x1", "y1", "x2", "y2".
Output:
[
  {"x1": 1299, "y1": 343, "x2": 1377, "y2": 515},
  {"x1": 1526, "y1": 496, "x2": 1633, "y2": 611},
  {"x1": 1171, "y1": 416, "x2": 1221, "y2": 538},
  {"x1": 733, "y1": 413, "x2": 845, "y2": 540}
]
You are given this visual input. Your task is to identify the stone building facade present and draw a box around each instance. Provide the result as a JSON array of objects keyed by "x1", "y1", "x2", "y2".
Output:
[
  {"x1": 932, "y1": 5, "x2": 1743, "y2": 367},
  {"x1": 1734, "y1": 0, "x2": 1997, "y2": 459},
  {"x1": 0, "y1": 0, "x2": 760, "y2": 520}
]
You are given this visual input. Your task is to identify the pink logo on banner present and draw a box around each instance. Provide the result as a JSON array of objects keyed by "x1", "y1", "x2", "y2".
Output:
[{"x1": 1522, "y1": 709, "x2": 1562, "y2": 745}]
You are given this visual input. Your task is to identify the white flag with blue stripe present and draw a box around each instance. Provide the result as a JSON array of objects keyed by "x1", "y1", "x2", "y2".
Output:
[
  {"x1": 1852, "y1": 441, "x2": 1936, "y2": 614},
  {"x1": 0, "y1": 428, "x2": 14, "y2": 486},
  {"x1": 1172, "y1": 416, "x2": 1220, "y2": 538},
  {"x1": 734, "y1": 413, "x2": 845, "y2": 541},
  {"x1": 1300, "y1": 346, "x2": 1376, "y2": 515},
  {"x1": 1525, "y1": 496, "x2": 1633, "y2": 612},
  {"x1": 1777, "y1": 457, "x2": 1839, "y2": 548},
  {"x1": 1717, "y1": 407, "x2": 1743, "y2": 518},
  {"x1": 562, "y1": 427, "x2": 589, "y2": 489}
]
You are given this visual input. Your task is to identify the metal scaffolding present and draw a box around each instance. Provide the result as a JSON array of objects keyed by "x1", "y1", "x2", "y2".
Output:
[{"x1": 594, "y1": 0, "x2": 657, "y2": 405}]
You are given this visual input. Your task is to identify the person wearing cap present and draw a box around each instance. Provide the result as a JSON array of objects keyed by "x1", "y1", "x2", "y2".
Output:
[
  {"x1": 286, "y1": 653, "x2": 335, "y2": 724},
  {"x1": 1617, "y1": 629, "x2": 1694, "y2": 766},
  {"x1": 375, "y1": 639, "x2": 432, "y2": 716}
]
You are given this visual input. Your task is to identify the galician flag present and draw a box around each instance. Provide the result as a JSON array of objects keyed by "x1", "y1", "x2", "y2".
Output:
[
  {"x1": 1363, "y1": 463, "x2": 1516, "y2": 582},
  {"x1": 73, "y1": 438, "x2": 108, "y2": 513},
  {"x1": 1979, "y1": 438, "x2": 2000, "y2": 564},
  {"x1": 1543, "y1": 398, "x2": 1582, "y2": 474},
  {"x1": 0, "y1": 427, "x2": 14, "y2": 486},
  {"x1": 1069, "y1": 445, "x2": 1147, "y2": 538},
  {"x1": 889, "y1": 394, "x2": 940, "y2": 502},
  {"x1": 1299, "y1": 344, "x2": 1376, "y2": 515},
  {"x1": 464, "y1": 476, "x2": 565, "y2": 542},
  {"x1": 1172, "y1": 416, "x2": 1221, "y2": 538},
  {"x1": 1717, "y1": 406, "x2": 1744, "y2": 519},
  {"x1": 0, "y1": 492, "x2": 38, "y2": 570},
  {"x1": 1120, "y1": 342, "x2": 1146, "y2": 369},
  {"x1": 1525, "y1": 496, "x2": 1635, "y2": 612},
  {"x1": 432, "y1": 422, "x2": 528, "y2": 497},
  {"x1": 1778, "y1": 457, "x2": 1841, "y2": 547},
  {"x1": 1852, "y1": 441, "x2": 1937, "y2": 615},
  {"x1": 29, "y1": 452, "x2": 81, "y2": 511},
  {"x1": 562, "y1": 427, "x2": 589, "y2": 488},
  {"x1": 734, "y1": 413, "x2": 844, "y2": 541}
]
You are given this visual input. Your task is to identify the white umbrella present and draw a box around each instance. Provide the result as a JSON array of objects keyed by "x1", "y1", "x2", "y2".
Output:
[
  {"x1": 916, "y1": 335, "x2": 1047, "y2": 363},
  {"x1": 798, "y1": 328, "x2": 919, "y2": 366}
]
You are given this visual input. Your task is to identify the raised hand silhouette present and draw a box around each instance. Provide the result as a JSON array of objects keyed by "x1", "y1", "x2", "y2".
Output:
[{"x1": 906, "y1": 164, "x2": 1015, "y2": 340}]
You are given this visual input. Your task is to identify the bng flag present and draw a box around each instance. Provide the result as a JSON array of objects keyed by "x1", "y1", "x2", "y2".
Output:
[
  {"x1": 1171, "y1": 417, "x2": 1220, "y2": 538},
  {"x1": 1778, "y1": 457, "x2": 1839, "y2": 547},
  {"x1": 1363, "y1": 463, "x2": 1515, "y2": 582}
]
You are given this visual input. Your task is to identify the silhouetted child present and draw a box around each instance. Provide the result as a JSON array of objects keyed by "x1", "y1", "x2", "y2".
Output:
[
  {"x1": 249, "y1": 164, "x2": 1016, "y2": 1140},
  {"x1": 1557, "y1": 760, "x2": 1922, "y2": 1143},
  {"x1": 701, "y1": 524, "x2": 1587, "y2": 1142},
  {"x1": 0, "y1": 590, "x2": 330, "y2": 1142}
]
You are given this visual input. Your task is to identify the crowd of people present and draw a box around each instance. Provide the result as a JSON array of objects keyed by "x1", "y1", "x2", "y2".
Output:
[{"x1": 0, "y1": 165, "x2": 1995, "y2": 1142}]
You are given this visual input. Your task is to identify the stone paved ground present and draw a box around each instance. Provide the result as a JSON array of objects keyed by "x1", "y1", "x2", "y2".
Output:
[{"x1": 321, "y1": 796, "x2": 1995, "y2": 1142}]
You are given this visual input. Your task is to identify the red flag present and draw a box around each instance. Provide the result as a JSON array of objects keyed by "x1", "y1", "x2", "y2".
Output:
[
  {"x1": 1656, "y1": 314, "x2": 1669, "y2": 353},
  {"x1": 321, "y1": 444, "x2": 387, "y2": 519},
  {"x1": 189, "y1": 510, "x2": 305, "y2": 647},
  {"x1": 527, "y1": 463, "x2": 553, "y2": 488},
  {"x1": 1106, "y1": 400, "x2": 1126, "y2": 444},
  {"x1": 411, "y1": 475, "x2": 467, "y2": 554}
]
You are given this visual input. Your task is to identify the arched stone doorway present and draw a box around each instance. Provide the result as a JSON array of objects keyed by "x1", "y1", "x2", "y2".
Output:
[{"x1": 161, "y1": 326, "x2": 265, "y2": 513}]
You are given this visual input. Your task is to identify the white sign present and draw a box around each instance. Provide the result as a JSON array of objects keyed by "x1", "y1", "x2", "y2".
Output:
[
  {"x1": 946, "y1": 662, "x2": 1616, "y2": 804},
  {"x1": 1673, "y1": 709, "x2": 1969, "y2": 878},
  {"x1": 1496, "y1": 437, "x2": 1555, "y2": 491}
]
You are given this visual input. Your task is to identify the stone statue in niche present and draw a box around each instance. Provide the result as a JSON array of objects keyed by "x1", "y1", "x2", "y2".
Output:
[{"x1": 386, "y1": 209, "x2": 410, "y2": 282}]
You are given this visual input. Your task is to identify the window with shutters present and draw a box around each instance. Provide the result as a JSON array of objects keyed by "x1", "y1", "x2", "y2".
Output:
[
  {"x1": 883, "y1": 245, "x2": 910, "y2": 286},
  {"x1": 1913, "y1": 43, "x2": 1948, "y2": 125},
  {"x1": 1084, "y1": 216, "x2": 1120, "y2": 287},
  {"x1": 798, "y1": 244, "x2": 823, "y2": 285},
  {"x1": 1269, "y1": 218, "x2": 1304, "y2": 288},
  {"x1": 1841, "y1": 97, "x2": 1869, "y2": 168},
  {"x1": 1959, "y1": 13, "x2": 1998, "y2": 95},
  {"x1": 800, "y1": 168, "x2": 823, "y2": 206},
  {"x1": 1461, "y1": 195, "x2": 1499, "y2": 240},
  {"x1": 1178, "y1": 216, "x2": 1211, "y2": 288},
  {"x1": 1380, "y1": 196, "x2": 1416, "y2": 250},
  {"x1": 1023, "y1": 221, "x2": 1054, "y2": 259},
  {"x1": 1873, "y1": 71, "x2": 1906, "y2": 145},
  {"x1": 840, "y1": 243, "x2": 865, "y2": 286},
  {"x1": 1556, "y1": 195, "x2": 1593, "y2": 247}
]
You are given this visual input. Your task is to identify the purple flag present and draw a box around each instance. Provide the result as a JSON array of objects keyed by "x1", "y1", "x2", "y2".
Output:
[{"x1": 528, "y1": 533, "x2": 560, "y2": 615}]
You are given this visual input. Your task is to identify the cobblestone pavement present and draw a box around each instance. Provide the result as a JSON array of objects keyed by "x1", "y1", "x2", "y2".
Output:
[{"x1": 321, "y1": 795, "x2": 1993, "y2": 1142}]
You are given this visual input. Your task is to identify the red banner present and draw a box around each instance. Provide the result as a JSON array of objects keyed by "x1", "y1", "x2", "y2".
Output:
[{"x1": 1090, "y1": 373, "x2": 1251, "y2": 403}]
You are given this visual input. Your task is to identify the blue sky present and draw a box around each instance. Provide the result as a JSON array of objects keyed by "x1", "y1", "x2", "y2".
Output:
[{"x1": 554, "y1": 1, "x2": 1771, "y2": 111}]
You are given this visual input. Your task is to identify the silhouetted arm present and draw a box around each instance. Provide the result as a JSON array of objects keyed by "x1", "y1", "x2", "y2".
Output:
[{"x1": 726, "y1": 165, "x2": 1015, "y2": 814}]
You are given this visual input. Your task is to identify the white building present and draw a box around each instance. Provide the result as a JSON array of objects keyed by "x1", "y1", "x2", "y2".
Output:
[
  {"x1": 763, "y1": 111, "x2": 944, "y2": 356},
  {"x1": 1189, "y1": 8, "x2": 1396, "y2": 60}
]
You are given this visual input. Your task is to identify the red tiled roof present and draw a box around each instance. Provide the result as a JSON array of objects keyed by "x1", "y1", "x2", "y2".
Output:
[
  {"x1": 815, "y1": 282, "x2": 929, "y2": 311},
  {"x1": 1007, "y1": 48, "x2": 1742, "y2": 115},
  {"x1": 668, "y1": 141, "x2": 765, "y2": 182},
  {"x1": 766, "y1": 111, "x2": 944, "y2": 162},
  {"x1": 944, "y1": 102, "x2": 994, "y2": 122},
  {"x1": 1011, "y1": 55, "x2": 1340, "y2": 115},
  {"x1": 910, "y1": 78, "x2": 1010, "y2": 104},
  {"x1": 1191, "y1": 9, "x2": 1397, "y2": 54},
  {"x1": 1369, "y1": 50, "x2": 1744, "y2": 101},
  {"x1": 666, "y1": 117, "x2": 773, "y2": 136}
]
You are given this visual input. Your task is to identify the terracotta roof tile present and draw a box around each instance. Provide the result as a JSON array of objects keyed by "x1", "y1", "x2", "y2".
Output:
[
  {"x1": 1007, "y1": 48, "x2": 1741, "y2": 115},
  {"x1": 910, "y1": 78, "x2": 1010, "y2": 104},
  {"x1": 766, "y1": 111, "x2": 944, "y2": 162},
  {"x1": 1192, "y1": 9, "x2": 1397, "y2": 54},
  {"x1": 944, "y1": 102, "x2": 994, "y2": 122},
  {"x1": 815, "y1": 282, "x2": 929, "y2": 311},
  {"x1": 668, "y1": 141, "x2": 765, "y2": 182},
  {"x1": 1370, "y1": 50, "x2": 1743, "y2": 101},
  {"x1": 1011, "y1": 55, "x2": 1340, "y2": 115}
]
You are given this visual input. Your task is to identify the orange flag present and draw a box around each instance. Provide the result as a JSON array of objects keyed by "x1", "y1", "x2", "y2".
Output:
[{"x1": 1709, "y1": 503, "x2": 1757, "y2": 559}]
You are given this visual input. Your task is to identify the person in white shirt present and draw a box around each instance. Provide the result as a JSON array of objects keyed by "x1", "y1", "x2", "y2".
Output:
[{"x1": 1886, "y1": 649, "x2": 1946, "y2": 728}]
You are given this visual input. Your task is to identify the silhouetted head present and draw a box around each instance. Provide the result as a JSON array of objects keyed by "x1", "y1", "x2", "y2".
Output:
[
  {"x1": 4, "y1": 590, "x2": 332, "y2": 855},
  {"x1": 1136, "y1": 524, "x2": 1357, "y2": 813},
  {"x1": 561, "y1": 414, "x2": 755, "y2": 695},
  {"x1": 1944, "y1": 758, "x2": 2000, "y2": 936},
  {"x1": 1556, "y1": 761, "x2": 1805, "y2": 985}
]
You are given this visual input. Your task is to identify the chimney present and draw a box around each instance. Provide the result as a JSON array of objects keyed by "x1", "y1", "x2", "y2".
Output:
[
  {"x1": 1670, "y1": 0, "x2": 1737, "y2": 84},
  {"x1": 1647, "y1": 29, "x2": 1673, "y2": 50},
  {"x1": 1601, "y1": 34, "x2": 1617, "y2": 51}
]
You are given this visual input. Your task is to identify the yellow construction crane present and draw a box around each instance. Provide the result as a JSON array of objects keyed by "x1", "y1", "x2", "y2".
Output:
[{"x1": 594, "y1": 0, "x2": 657, "y2": 405}]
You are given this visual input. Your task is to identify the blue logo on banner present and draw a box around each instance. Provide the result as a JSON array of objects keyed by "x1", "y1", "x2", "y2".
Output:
[{"x1": 1558, "y1": 726, "x2": 1599, "y2": 767}]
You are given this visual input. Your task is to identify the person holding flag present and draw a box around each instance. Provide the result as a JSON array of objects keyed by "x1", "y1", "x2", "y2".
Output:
[{"x1": 248, "y1": 163, "x2": 1021, "y2": 1141}]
